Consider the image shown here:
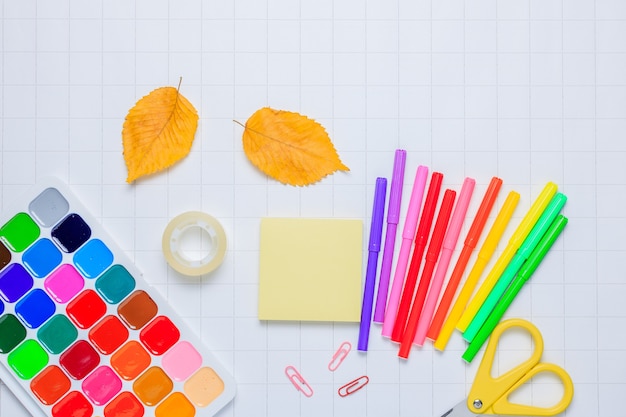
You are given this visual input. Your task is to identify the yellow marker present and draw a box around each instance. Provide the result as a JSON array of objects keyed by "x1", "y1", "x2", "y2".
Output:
[
  {"x1": 456, "y1": 182, "x2": 557, "y2": 332},
  {"x1": 434, "y1": 191, "x2": 520, "y2": 351}
]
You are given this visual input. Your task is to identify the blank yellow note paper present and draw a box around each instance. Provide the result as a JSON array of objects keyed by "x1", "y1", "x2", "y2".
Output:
[{"x1": 258, "y1": 218, "x2": 363, "y2": 322}]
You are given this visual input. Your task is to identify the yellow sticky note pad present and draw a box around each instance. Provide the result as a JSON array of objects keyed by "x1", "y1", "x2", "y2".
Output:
[{"x1": 258, "y1": 218, "x2": 363, "y2": 322}]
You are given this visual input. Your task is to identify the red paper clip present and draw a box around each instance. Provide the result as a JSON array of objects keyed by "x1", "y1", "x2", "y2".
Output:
[
  {"x1": 285, "y1": 365, "x2": 314, "y2": 397},
  {"x1": 338, "y1": 375, "x2": 369, "y2": 397},
  {"x1": 328, "y1": 341, "x2": 351, "y2": 371}
]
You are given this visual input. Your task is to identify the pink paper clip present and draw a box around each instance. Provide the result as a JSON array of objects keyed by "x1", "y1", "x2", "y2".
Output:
[
  {"x1": 285, "y1": 365, "x2": 314, "y2": 397},
  {"x1": 338, "y1": 375, "x2": 369, "y2": 397},
  {"x1": 328, "y1": 341, "x2": 351, "y2": 371}
]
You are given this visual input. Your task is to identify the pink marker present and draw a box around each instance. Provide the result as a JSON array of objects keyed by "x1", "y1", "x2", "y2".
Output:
[
  {"x1": 374, "y1": 150, "x2": 407, "y2": 323},
  {"x1": 413, "y1": 177, "x2": 475, "y2": 346},
  {"x1": 381, "y1": 165, "x2": 428, "y2": 337}
]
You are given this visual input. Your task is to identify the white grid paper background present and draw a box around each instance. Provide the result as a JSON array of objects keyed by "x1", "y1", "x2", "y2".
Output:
[{"x1": 1, "y1": 0, "x2": 625, "y2": 416}]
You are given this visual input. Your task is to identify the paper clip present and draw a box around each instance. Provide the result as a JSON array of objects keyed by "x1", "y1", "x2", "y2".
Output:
[
  {"x1": 328, "y1": 341, "x2": 352, "y2": 371},
  {"x1": 285, "y1": 365, "x2": 314, "y2": 397},
  {"x1": 338, "y1": 375, "x2": 369, "y2": 397}
]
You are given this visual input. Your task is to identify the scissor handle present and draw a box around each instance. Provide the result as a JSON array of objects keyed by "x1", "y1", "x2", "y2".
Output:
[
  {"x1": 467, "y1": 318, "x2": 553, "y2": 414},
  {"x1": 467, "y1": 319, "x2": 574, "y2": 415},
  {"x1": 492, "y1": 362, "x2": 574, "y2": 416}
]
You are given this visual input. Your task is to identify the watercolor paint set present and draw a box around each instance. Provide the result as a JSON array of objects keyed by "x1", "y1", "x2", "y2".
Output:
[{"x1": 0, "y1": 179, "x2": 236, "y2": 417}]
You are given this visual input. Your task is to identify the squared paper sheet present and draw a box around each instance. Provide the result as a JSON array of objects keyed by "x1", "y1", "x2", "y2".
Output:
[{"x1": 1, "y1": 1, "x2": 625, "y2": 416}]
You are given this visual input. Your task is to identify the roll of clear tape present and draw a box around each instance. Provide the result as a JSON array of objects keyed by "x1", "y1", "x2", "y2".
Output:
[{"x1": 162, "y1": 211, "x2": 227, "y2": 276}]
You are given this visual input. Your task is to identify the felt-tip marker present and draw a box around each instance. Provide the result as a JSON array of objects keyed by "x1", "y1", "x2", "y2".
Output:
[
  {"x1": 399, "y1": 188, "x2": 456, "y2": 358},
  {"x1": 433, "y1": 190, "x2": 519, "y2": 351},
  {"x1": 414, "y1": 177, "x2": 475, "y2": 346},
  {"x1": 374, "y1": 150, "x2": 406, "y2": 323},
  {"x1": 427, "y1": 177, "x2": 502, "y2": 342},
  {"x1": 382, "y1": 165, "x2": 428, "y2": 337},
  {"x1": 358, "y1": 177, "x2": 387, "y2": 351},
  {"x1": 463, "y1": 192, "x2": 567, "y2": 342},
  {"x1": 391, "y1": 171, "x2": 443, "y2": 342},
  {"x1": 463, "y1": 214, "x2": 568, "y2": 362},
  {"x1": 457, "y1": 182, "x2": 558, "y2": 332}
]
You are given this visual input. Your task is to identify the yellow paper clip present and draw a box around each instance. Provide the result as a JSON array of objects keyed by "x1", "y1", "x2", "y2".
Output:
[
  {"x1": 328, "y1": 341, "x2": 352, "y2": 371},
  {"x1": 285, "y1": 365, "x2": 314, "y2": 397},
  {"x1": 338, "y1": 375, "x2": 369, "y2": 397}
]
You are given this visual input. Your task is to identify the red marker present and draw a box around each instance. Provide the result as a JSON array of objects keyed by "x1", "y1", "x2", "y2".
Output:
[
  {"x1": 426, "y1": 177, "x2": 502, "y2": 341},
  {"x1": 390, "y1": 172, "x2": 443, "y2": 342},
  {"x1": 399, "y1": 189, "x2": 456, "y2": 358}
]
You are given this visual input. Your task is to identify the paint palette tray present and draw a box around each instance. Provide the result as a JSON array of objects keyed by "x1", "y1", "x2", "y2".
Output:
[{"x1": 0, "y1": 179, "x2": 236, "y2": 417}]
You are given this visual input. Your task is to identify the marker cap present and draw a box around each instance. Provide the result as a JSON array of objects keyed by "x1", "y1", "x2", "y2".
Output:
[
  {"x1": 518, "y1": 215, "x2": 568, "y2": 280},
  {"x1": 401, "y1": 166, "x2": 429, "y2": 239},
  {"x1": 369, "y1": 177, "x2": 387, "y2": 251},
  {"x1": 387, "y1": 150, "x2": 407, "y2": 224}
]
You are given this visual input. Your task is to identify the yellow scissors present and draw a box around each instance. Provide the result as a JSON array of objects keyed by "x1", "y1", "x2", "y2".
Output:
[{"x1": 440, "y1": 318, "x2": 574, "y2": 417}]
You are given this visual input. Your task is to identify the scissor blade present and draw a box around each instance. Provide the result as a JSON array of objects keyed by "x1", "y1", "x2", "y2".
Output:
[
  {"x1": 438, "y1": 400, "x2": 478, "y2": 417},
  {"x1": 437, "y1": 400, "x2": 537, "y2": 417}
]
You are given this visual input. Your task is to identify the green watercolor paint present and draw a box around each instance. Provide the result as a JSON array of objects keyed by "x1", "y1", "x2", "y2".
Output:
[
  {"x1": 0, "y1": 314, "x2": 27, "y2": 353},
  {"x1": 8, "y1": 339, "x2": 49, "y2": 380},
  {"x1": 37, "y1": 315, "x2": 78, "y2": 355},
  {"x1": 0, "y1": 213, "x2": 40, "y2": 252}
]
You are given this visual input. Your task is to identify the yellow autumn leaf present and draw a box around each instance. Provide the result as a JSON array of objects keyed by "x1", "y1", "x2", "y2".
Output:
[
  {"x1": 240, "y1": 107, "x2": 349, "y2": 186},
  {"x1": 122, "y1": 83, "x2": 199, "y2": 183}
]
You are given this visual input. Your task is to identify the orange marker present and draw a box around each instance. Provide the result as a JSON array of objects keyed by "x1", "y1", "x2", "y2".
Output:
[
  {"x1": 433, "y1": 190, "x2": 520, "y2": 351},
  {"x1": 426, "y1": 177, "x2": 502, "y2": 341},
  {"x1": 398, "y1": 189, "x2": 456, "y2": 358}
]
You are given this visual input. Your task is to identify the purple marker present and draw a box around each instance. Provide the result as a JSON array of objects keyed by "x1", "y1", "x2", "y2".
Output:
[
  {"x1": 358, "y1": 177, "x2": 387, "y2": 351},
  {"x1": 373, "y1": 150, "x2": 406, "y2": 323}
]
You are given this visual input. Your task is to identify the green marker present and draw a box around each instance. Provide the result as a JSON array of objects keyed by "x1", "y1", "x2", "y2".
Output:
[
  {"x1": 463, "y1": 192, "x2": 567, "y2": 343},
  {"x1": 463, "y1": 214, "x2": 568, "y2": 362}
]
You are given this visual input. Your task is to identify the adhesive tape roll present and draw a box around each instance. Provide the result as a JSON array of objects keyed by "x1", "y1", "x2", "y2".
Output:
[{"x1": 162, "y1": 211, "x2": 227, "y2": 276}]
